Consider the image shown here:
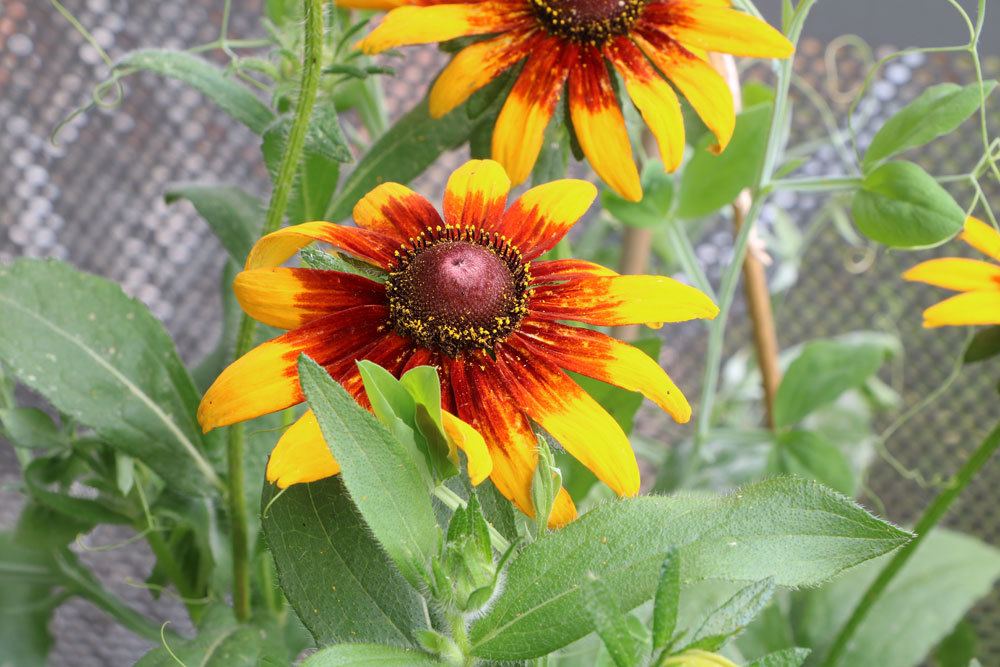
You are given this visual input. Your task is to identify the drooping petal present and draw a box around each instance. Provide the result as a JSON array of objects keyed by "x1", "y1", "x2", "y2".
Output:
[
  {"x1": 357, "y1": 3, "x2": 528, "y2": 54},
  {"x1": 442, "y1": 410, "x2": 493, "y2": 485},
  {"x1": 443, "y1": 159, "x2": 510, "y2": 228},
  {"x1": 644, "y1": 3, "x2": 794, "y2": 58},
  {"x1": 515, "y1": 319, "x2": 691, "y2": 423},
  {"x1": 923, "y1": 291, "x2": 1000, "y2": 328},
  {"x1": 449, "y1": 354, "x2": 577, "y2": 527},
  {"x1": 245, "y1": 221, "x2": 397, "y2": 270},
  {"x1": 429, "y1": 29, "x2": 535, "y2": 118},
  {"x1": 530, "y1": 258, "x2": 619, "y2": 283},
  {"x1": 495, "y1": 342, "x2": 640, "y2": 497},
  {"x1": 266, "y1": 410, "x2": 341, "y2": 488},
  {"x1": 634, "y1": 29, "x2": 735, "y2": 151},
  {"x1": 493, "y1": 38, "x2": 576, "y2": 186},
  {"x1": 197, "y1": 305, "x2": 390, "y2": 431},
  {"x1": 529, "y1": 275, "x2": 719, "y2": 326},
  {"x1": 605, "y1": 36, "x2": 685, "y2": 172},
  {"x1": 353, "y1": 182, "x2": 443, "y2": 243},
  {"x1": 903, "y1": 258, "x2": 1000, "y2": 293},
  {"x1": 493, "y1": 180, "x2": 598, "y2": 259},
  {"x1": 568, "y1": 45, "x2": 642, "y2": 202},
  {"x1": 961, "y1": 217, "x2": 1000, "y2": 262},
  {"x1": 233, "y1": 267, "x2": 386, "y2": 330}
]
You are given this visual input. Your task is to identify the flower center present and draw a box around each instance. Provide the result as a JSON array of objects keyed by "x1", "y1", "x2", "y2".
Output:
[
  {"x1": 385, "y1": 226, "x2": 530, "y2": 356},
  {"x1": 529, "y1": 0, "x2": 645, "y2": 43}
]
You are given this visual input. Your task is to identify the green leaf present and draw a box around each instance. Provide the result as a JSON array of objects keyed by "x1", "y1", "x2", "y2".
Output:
[
  {"x1": 652, "y1": 549, "x2": 681, "y2": 652},
  {"x1": 0, "y1": 407, "x2": 65, "y2": 450},
  {"x1": 0, "y1": 260, "x2": 219, "y2": 494},
  {"x1": 116, "y1": 50, "x2": 274, "y2": 134},
  {"x1": 135, "y1": 605, "x2": 284, "y2": 666},
  {"x1": 164, "y1": 185, "x2": 264, "y2": 264},
  {"x1": 935, "y1": 620, "x2": 978, "y2": 667},
  {"x1": 774, "y1": 339, "x2": 886, "y2": 428},
  {"x1": 583, "y1": 576, "x2": 643, "y2": 667},
  {"x1": 851, "y1": 161, "x2": 965, "y2": 248},
  {"x1": 677, "y1": 103, "x2": 771, "y2": 220},
  {"x1": 298, "y1": 355, "x2": 439, "y2": 588},
  {"x1": 685, "y1": 578, "x2": 775, "y2": 651},
  {"x1": 260, "y1": 477, "x2": 426, "y2": 647},
  {"x1": 0, "y1": 534, "x2": 56, "y2": 667},
  {"x1": 767, "y1": 430, "x2": 856, "y2": 496},
  {"x1": 469, "y1": 477, "x2": 910, "y2": 660},
  {"x1": 299, "y1": 246, "x2": 387, "y2": 283},
  {"x1": 964, "y1": 325, "x2": 1000, "y2": 364},
  {"x1": 602, "y1": 161, "x2": 674, "y2": 228},
  {"x1": 746, "y1": 648, "x2": 811, "y2": 667},
  {"x1": 23, "y1": 458, "x2": 132, "y2": 527},
  {"x1": 302, "y1": 644, "x2": 444, "y2": 666},
  {"x1": 327, "y1": 88, "x2": 507, "y2": 221},
  {"x1": 794, "y1": 529, "x2": 1000, "y2": 667},
  {"x1": 863, "y1": 81, "x2": 998, "y2": 170}
]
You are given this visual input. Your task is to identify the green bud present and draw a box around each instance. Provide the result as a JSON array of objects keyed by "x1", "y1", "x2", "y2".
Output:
[
  {"x1": 531, "y1": 435, "x2": 563, "y2": 534},
  {"x1": 442, "y1": 493, "x2": 497, "y2": 611}
]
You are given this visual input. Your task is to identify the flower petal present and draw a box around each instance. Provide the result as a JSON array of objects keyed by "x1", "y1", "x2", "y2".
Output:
[
  {"x1": 903, "y1": 258, "x2": 1000, "y2": 293},
  {"x1": 493, "y1": 38, "x2": 575, "y2": 186},
  {"x1": 606, "y1": 36, "x2": 685, "y2": 172},
  {"x1": 233, "y1": 267, "x2": 386, "y2": 330},
  {"x1": 357, "y1": 3, "x2": 527, "y2": 54},
  {"x1": 266, "y1": 410, "x2": 341, "y2": 488},
  {"x1": 529, "y1": 275, "x2": 719, "y2": 326},
  {"x1": 645, "y1": 3, "x2": 794, "y2": 58},
  {"x1": 197, "y1": 305, "x2": 392, "y2": 431},
  {"x1": 353, "y1": 182, "x2": 443, "y2": 243},
  {"x1": 515, "y1": 319, "x2": 691, "y2": 423},
  {"x1": 961, "y1": 217, "x2": 1000, "y2": 262},
  {"x1": 429, "y1": 30, "x2": 534, "y2": 118},
  {"x1": 530, "y1": 258, "x2": 619, "y2": 282},
  {"x1": 568, "y1": 45, "x2": 641, "y2": 201},
  {"x1": 634, "y1": 29, "x2": 735, "y2": 151},
  {"x1": 443, "y1": 159, "x2": 510, "y2": 228},
  {"x1": 442, "y1": 410, "x2": 492, "y2": 485},
  {"x1": 923, "y1": 291, "x2": 1000, "y2": 328},
  {"x1": 494, "y1": 180, "x2": 598, "y2": 259},
  {"x1": 496, "y1": 342, "x2": 640, "y2": 497},
  {"x1": 245, "y1": 221, "x2": 397, "y2": 270},
  {"x1": 449, "y1": 354, "x2": 576, "y2": 527}
]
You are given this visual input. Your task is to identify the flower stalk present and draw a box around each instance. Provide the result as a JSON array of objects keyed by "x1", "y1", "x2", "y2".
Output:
[
  {"x1": 821, "y1": 420, "x2": 1000, "y2": 667},
  {"x1": 226, "y1": 0, "x2": 325, "y2": 622}
]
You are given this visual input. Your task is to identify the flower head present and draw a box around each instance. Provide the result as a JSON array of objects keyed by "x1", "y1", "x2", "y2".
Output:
[
  {"x1": 198, "y1": 160, "x2": 718, "y2": 526},
  {"x1": 903, "y1": 217, "x2": 1000, "y2": 328},
  {"x1": 346, "y1": 0, "x2": 793, "y2": 201}
]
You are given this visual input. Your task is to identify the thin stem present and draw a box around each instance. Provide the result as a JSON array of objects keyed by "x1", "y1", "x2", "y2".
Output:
[
  {"x1": 226, "y1": 0, "x2": 325, "y2": 622},
  {"x1": 821, "y1": 421, "x2": 1000, "y2": 667},
  {"x1": 433, "y1": 486, "x2": 511, "y2": 553},
  {"x1": 770, "y1": 176, "x2": 863, "y2": 193}
]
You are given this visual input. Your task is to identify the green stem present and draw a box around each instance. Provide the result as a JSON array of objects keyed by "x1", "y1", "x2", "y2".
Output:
[
  {"x1": 226, "y1": 0, "x2": 325, "y2": 622},
  {"x1": 770, "y1": 176, "x2": 862, "y2": 193},
  {"x1": 692, "y1": 0, "x2": 816, "y2": 462},
  {"x1": 821, "y1": 421, "x2": 1000, "y2": 667}
]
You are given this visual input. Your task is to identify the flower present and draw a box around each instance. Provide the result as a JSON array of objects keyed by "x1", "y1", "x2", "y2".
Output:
[
  {"x1": 903, "y1": 217, "x2": 1000, "y2": 328},
  {"x1": 344, "y1": 0, "x2": 793, "y2": 202},
  {"x1": 198, "y1": 160, "x2": 718, "y2": 526},
  {"x1": 661, "y1": 649, "x2": 738, "y2": 667}
]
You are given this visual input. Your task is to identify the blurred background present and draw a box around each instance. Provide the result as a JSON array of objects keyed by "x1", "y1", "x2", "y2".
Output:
[{"x1": 1, "y1": 0, "x2": 998, "y2": 664}]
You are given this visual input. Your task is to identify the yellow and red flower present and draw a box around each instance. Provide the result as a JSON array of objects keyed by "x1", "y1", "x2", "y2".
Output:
[
  {"x1": 198, "y1": 160, "x2": 718, "y2": 526},
  {"x1": 903, "y1": 217, "x2": 1000, "y2": 328},
  {"x1": 345, "y1": 0, "x2": 793, "y2": 202}
]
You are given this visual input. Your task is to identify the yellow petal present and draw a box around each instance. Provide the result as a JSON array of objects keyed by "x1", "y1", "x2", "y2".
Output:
[
  {"x1": 961, "y1": 216, "x2": 1000, "y2": 262},
  {"x1": 530, "y1": 275, "x2": 720, "y2": 326},
  {"x1": 923, "y1": 291, "x2": 1000, "y2": 328},
  {"x1": 442, "y1": 410, "x2": 492, "y2": 485},
  {"x1": 660, "y1": 5, "x2": 794, "y2": 58},
  {"x1": 902, "y1": 258, "x2": 1000, "y2": 293},
  {"x1": 357, "y1": 3, "x2": 523, "y2": 55},
  {"x1": 266, "y1": 410, "x2": 341, "y2": 488},
  {"x1": 568, "y1": 46, "x2": 641, "y2": 202},
  {"x1": 245, "y1": 221, "x2": 396, "y2": 270},
  {"x1": 494, "y1": 179, "x2": 598, "y2": 259},
  {"x1": 442, "y1": 159, "x2": 510, "y2": 228},
  {"x1": 429, "y1": 31, "x2": 533, "y2": 118}
]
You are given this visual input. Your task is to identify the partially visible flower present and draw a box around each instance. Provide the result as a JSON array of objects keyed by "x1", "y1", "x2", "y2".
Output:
[
  {"x1": 903, "y1": 217, "x2": 1000, "y2": 328},
  {"x1": 197, "y1": 159, "x2": 718, "y2": 526},
  {"x1": 661, "y1": 649, "x2": 738, "y2": 667},
  {"x1": 343, "y1": 0, "x2": 792, "y2": 201}
]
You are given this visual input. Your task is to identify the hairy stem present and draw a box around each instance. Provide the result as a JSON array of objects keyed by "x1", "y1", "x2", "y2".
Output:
[
  {"x1": 226, "y1": 0, "x2": 325, "y2": 622},
  {"x1": 821, "y1": 421, "x2": 1000, "y2": 667}
]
